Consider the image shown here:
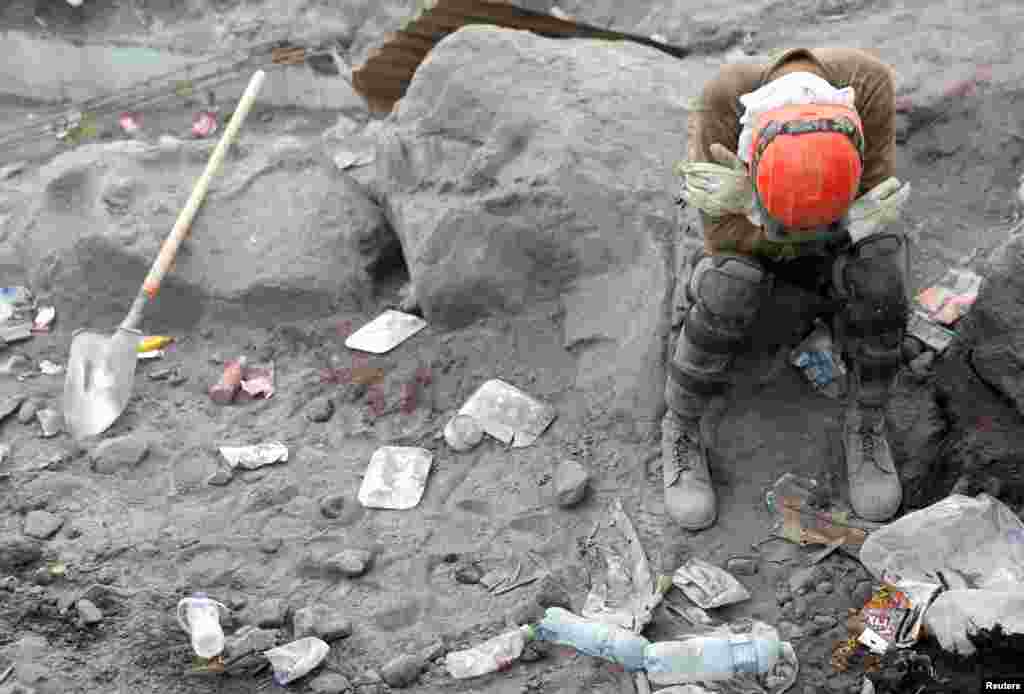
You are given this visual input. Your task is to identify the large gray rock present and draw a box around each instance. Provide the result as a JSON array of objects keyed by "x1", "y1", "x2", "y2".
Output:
[
  {"x1": 363, "y1": 27, "x2": 720, "y2": 434},
  {"x1": 11, "y1": 137, "x2": 393, "y2": 330}
]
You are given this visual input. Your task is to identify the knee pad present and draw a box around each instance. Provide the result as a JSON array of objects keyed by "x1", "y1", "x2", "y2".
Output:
[
  {"x1": 685, "y1": 253, "x2": 773, "y2": 353},
  {"x1": 833, "y1": 232, "x2": 910, "y2": 338}
]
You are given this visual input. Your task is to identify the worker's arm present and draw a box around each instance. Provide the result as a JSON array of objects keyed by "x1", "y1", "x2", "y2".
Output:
[{"x1": 689, "y1": 64, "x2": 766, "y2": 255}]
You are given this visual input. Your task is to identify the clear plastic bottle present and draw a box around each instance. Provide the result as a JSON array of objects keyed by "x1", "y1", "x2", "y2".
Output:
[
  {"x1": 643, "y1": 633, "x2": 782, "y2": 685},
  {"x1": 445, "y1": 625, "x2": 535, "y2": 679},
  {"x1": 176, "y1": 592, "x2": 228, "y2": 658},
  {"x1": 533, "y1": 607, "x2": 651, "y2": 672}
]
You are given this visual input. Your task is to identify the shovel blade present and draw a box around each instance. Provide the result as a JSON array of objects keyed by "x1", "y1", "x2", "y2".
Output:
[{"x1": 63, "y1": 328, "x2": 140, "y2": 439}]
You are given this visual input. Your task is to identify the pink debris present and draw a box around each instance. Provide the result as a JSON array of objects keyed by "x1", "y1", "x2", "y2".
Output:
[
  {"x1": 119, "y1": 112, "x2": 141, "y2": 135},
  {"x1": 191, "y1": 111, "x2": 219, "y2": 138}
]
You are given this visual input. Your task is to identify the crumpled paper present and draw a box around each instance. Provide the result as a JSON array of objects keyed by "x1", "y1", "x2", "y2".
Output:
[{"x1": 673, "y1": 558, "x2": 751, "y2": 609}]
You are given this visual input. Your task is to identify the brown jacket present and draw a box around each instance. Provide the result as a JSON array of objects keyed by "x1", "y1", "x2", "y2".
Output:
[{"x1": 688, "y1": 48, "x2": 897, "y2": 256}]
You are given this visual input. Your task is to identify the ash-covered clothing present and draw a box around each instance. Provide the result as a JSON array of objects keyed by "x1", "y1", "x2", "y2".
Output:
[{"x1": 688, "y1": 48, "x2": 897, "y2": 257}]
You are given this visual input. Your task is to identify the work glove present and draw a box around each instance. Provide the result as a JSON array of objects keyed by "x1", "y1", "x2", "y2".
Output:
[
  {"x1": 844, "y1": 177, "x2": 911, "y2": 245},
  {"x1": 674, "y1": 144, "x2": 754, "y2": 218}
]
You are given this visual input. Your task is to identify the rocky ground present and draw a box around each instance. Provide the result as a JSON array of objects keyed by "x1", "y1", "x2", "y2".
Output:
[{"x1": 1, "y1": 1, "x2": 1024, "y2": 694}]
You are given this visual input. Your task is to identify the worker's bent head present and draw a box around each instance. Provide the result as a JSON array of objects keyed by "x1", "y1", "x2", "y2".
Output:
[{"x1": 749, "y1": 103, "x2": 864, "y2": 230}]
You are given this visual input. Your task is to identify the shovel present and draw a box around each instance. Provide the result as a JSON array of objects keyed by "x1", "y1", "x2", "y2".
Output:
[{"x1": 62, "y1": 70, "x2": 267, "y2": 440}]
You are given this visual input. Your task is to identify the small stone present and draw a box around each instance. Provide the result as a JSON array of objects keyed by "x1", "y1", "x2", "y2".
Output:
[
  {"x1": 791, "y1": 596, "x2": 809, "y2": 620},
  {"x1": 776, "y1": 583, "x2": 792, "y2": 605},
  {"x1": 0, "y1": 576, "x2": 17, "y2": 591},
  {"x1": 224, "y1": 625, "x2": 279, "y2": 659},
  {"x1": 36, "y1": 408, "x2": 63, "y2": 437},
  {"x1": 319, "y1": 494, "x2": 346, "y2": 519},
  {"x1": 982, "y1": 475, "x2": 1004, "y2": 499},
  {"x1": 380, "y1": 654, "x2": 423, "y2": 688},
  {"x1": 310, "y1": 672, "x2": 353, "y2": 694},
  {"x1": 31, "y1": 566, "x2": 54, "y2": 585},
  {"x1": 789, "y1": 566, "x2": 821, "y2": 595},
  {"x1": 76, "y1": 599, "x2": 103, "y2": 625},
  {"x1": 17, "y1": 399, "x2": 39, "y2": 424},
  {"x1": 851, "y1": 581, "x2": 874, "y2": 609},
  {"x1": 519, "y1": 642, "x2": 547, "y2": 662},
  {"x1": 90, "y1": 434, "x2": 150, "y2": 474},
  {"x1": 326, "y1": 549, "x2": 373, "y2": 578},
  {"x1": 778, "y1": 620, "x2": 803, "y2": 640},
  {"x1": 534, "y1": 573, "x2": 573, "y2": 611},
  {"x1": 554, "y1": 459, "x2": 590, "y2": 508},
  {"x1": 23, "y1": 510, "x2": 64, "y2": 539},
  {"x1": 246, "y1": 598, "x2": 288, "y2": 628},
  {"x1": 0, "y1": 395, "x2": 24, "y2": 423},
  {"x1": 206, "y1": 469, "x2": 234, "y2": 486},
  {"x1": 725, "y1": 557, "x2": 758, "y2": 576},
  {"x1": 419, "y1": 639, "x2": 447, "y2": 663},
  {"x1": 817, "y1": 580, "x2": 834, "y2": 594},
  {"x1": 260, "y1": 537, "x2": 283, "y2": 554},
  {"x1": 455, "y1": 563, "x2": 483, "y2": 585},
  {"x1": 306, "y1": 396, "x2": 335, "y2": 423},
  {"x1": 293, "y1": 605, "x2": 353, "y2": 641}
]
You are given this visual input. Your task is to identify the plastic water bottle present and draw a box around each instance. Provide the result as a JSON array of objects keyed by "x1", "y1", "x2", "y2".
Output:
[
  {"x1": 644, "y1": 634, "x2": 782, "y2": 685},
  {"x1": 533, "y1": 607, "x2": 651, "y2": 672},
  {"x1": 445, "y1": 625, "x2": 535, "y2": 679},
  {"x1": 176, "y1": 592, "x2": 227, "y2": 658}
]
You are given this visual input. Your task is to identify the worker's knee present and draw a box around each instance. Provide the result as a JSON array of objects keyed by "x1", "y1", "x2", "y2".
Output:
[
  {"x1": 833, "y1": 232, "x2": 909, "y2": 338},
  {"x1": 686, "y1": 253, "x2": 773, "y2": 346}
]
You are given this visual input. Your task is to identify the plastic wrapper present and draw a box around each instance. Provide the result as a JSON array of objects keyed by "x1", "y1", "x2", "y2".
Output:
[
  {"x1": 915, "y1": 268, "x2": 983, "y2": 326},
  {"x1": 672, "y1": 558, "x2": 750, "y2": 610},
  {"x1": 264, "y1": 637, "x2": 329, "y2": 684},
  {"x1": 856, "y1": 581, "x2": 941, "y2": 654},
  {"x1": 789, "y1": 320, "x2": 847, "y2": 399},
  {"x1": 192, "y1": 111, "x2": 219, "y2": 138},
  {"x1": 219, "y1": 441, "x2": 288, "y2": 470},
  {"x1": 923, "y1": 589, "x2": 1024, "y2": 655}
]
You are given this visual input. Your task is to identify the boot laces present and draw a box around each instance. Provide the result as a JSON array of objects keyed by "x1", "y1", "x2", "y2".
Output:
[
  {"x1": 674, "y1": 426, "x2": 701, "y2": 472},
  {"x1": 857, "y1": 407, "x2": 885, "y2": 468}
]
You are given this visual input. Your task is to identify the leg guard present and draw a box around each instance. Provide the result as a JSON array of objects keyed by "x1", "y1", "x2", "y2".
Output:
[
  {"x1": 666, "y1": 253, "x2": 773, "y2": 417},
  {"x1": 831, "y1": 232, "x2": 910, "y2": 407}
]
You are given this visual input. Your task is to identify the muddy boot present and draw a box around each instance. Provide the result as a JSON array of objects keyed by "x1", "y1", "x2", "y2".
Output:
[
  {"x1": 662, "y1": 409, "x2": 716, "y2": 530},
  {"x1": 844, "y1": 403, "x2": 902, "y2": 521}
]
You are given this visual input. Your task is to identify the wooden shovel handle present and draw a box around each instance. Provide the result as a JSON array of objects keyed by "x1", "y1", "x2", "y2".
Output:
[{"x1": 120, "y1": 69, "x2": 266, "y2": 330}]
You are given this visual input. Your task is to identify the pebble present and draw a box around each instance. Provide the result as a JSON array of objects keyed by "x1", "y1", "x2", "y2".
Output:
[
  {"x1": 777, "y1": 620, "x2": 804, "y2": 640},
  {"x1": 0, "y1": 576, "x2": 17, "y2": 591},
  {"x1": 0, "y1": 395, "x2": 23, "y2": 422},
  {"x1": 419, "y1": 639, "x2": 447, "y2": 663},
  {"x1": 791, "y1": 596, "x2": 808, "y2": 620},
  {"x1": 726, "y1": 557, "x2": 758, "y2": 576},
  {"x1": 319, "y1": 494, "x2": 346, "y2": 519},
  {"x1": 207, "y1": 469, "x2": 234, "y2": 486},
  {"x1": 260, "y1": 537, "x2": 283, "y2": 554},
  {"x1": 789, "y1": 566, "x2": 821, "y2": 595},
  {"x1": 553, "y1": 459, "x2": 590, "y2": 508},
  {"x1": 23, "y1": 510, "x2": 64, "y2": 540},
  {"x1": 326, "y1": 549, "x2": 373, "y2": 578},
  {"x1": 310, "y1": 672, "x2": 353, "y2": 694},
  {"x1": 224, "y1": 625, "x2": 279, "y2": 659},
  {"x1": 380, "y1": 654, "x2": 423, "y2": 688},
  {"x1": 534, "y1": 574, "x2": 573, "y2": 611},
  {"x1": 813, "y1": 615, "x2": 839, "y2": 633},
  {"x1": 246, "y1": 598, "x2": 288, "y2": 628},
  {"x1": 454, "y1": 563, "x2": 483, "y2": 585},
  {"x1": 36, "y1": 408, "x2": 63, "y2": 437},
  {"x1": 90, "y1": 434, "x2": 150, "y2": 474},
  {"x1": 76, "y1": 599, "x2": 103, "y2": 625},
  {"x1": 851, "y1": 580, "x2": 874, "y2": 609},
  {"x1": 32, "y1": 565, "x2": 54, "y2": 585},
  {"x1": 306, "y1": 396, "x2": 335, "y2": 423},
  {"x1": 775, "y1": 583, "x2": 792, "y2": 605},
  {"x1": 293, "y1": 605, "x2": 353, "y2": 641},
  {"x1": 17, "y1": 398, "x2": 39, "y2": 424},
  {"x1": 817, "y1": 580, "x2": 834, "y2": 594}
]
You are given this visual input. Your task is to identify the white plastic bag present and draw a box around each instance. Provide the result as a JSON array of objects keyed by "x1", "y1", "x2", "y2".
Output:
[
  {"x1": 859, "y1": 494, "x2": 1024, "y2": 590},
  {"x1": 264, "y1": 637, "x2": 329, "y2": 684},
  {"x1": 923, "y1": 589, "x2": 1024, "y2": 655},
  {"x1": 672, "y1": 558, "x2": 751, "y2": 609}
]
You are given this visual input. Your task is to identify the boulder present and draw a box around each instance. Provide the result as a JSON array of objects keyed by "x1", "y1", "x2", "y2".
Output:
[
  {"x1": 11, "y1": 137, "x2": 393, "y2": 330},
  {"x1": 364, "y1": 27, "x2": 720, "y2": 434}
]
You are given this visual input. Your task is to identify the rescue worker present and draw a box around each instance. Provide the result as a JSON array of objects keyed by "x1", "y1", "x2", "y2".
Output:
[{"x1": 669, "y1": 48, "x2": 911, "y2": 528}]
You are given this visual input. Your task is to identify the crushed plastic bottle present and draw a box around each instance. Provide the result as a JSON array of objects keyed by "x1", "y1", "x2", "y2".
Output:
[
  {"x1": 644, "y1": 626, "x2": 783, "y2": 686},
  {"x1": 534, "y1": 607, "x2": 651, "y2": 671},
  {"x1": 265, "y1": 637, "x2": 330, "y2": 684},
  {"x1": 445, "y1": 625, "x2": 535, "y2": 679},
  {"x1": 176, "y1": 592, "x2": 228, "y2": 658}
]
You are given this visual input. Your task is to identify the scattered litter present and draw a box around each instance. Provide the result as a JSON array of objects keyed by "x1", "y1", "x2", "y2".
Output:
[
  {"x1": 581, "y1": 498, "x2": 662, "y2": 632},
  {"x1": 31, "y1": 306, "x2": 55, "y2": 333},
  {"x1": 765, "y1": 473, "x2": 881, "y2": 554},
  {"x1": 857, "y1": 581, "x2": 941, "y2": 654},
  {"x1": 239, "y1": 361, "x2": 275, "y2": 400},
  {"x1": 906, "y1": 311, "x2": 956, "y2": 354},
  {"x1": 446, "y1": 625, "x2": 535, "y2": 679},
  {"x1": 672, "y1": 558, "x2": 751, "y2": 609},
  {"x1": 644, "y1": 620, "x2": 783, "y2": 686},
  {"x1": 0, "y1": 287, "x2": 36, "y2": 327},
  {"x1": 39, "y1": 360, "x2": 64, "y2": 376},
  {"x1": 790, "y1": 319, "x2": 847, "y2": 398},
  {"x1": 36, "y1": 408, "x2": 63, "y2": 437},
  {"x1": 457, "y1": 379, "x2": 556, "y2": 448},
  {"x1": 264, "y1": 637, "x2": 329, "y2": 685},
  {"x1": 192, "y1": 111, "x2": 219, "y2": 138},
  {"x1": 138, "y1": 335, "x2": 174, "y2": 353},
  {"x1": 860, "y1": 493, "x2": 1024, "y2": 655},
  {"x1": 219, "y1": 441, "x2": 289, "y2": 471},
  {"x1": 358, "y1": 446, "x2": 433, "y2": 510},
  {"x1": 344, "y1": 310, "x2": 427, "y2": 354},
  {"x1": 209, "y1": 356, "x2": 246, "y2": 404},
  {"x1": 177, "y1": 593, "x2": 229, "y2": 658},
  {"x1": 119, "y1": 111, "x2": 142, "y2": 135},
  {"x1": 444, "y1": 413, "x2": 484, "y2": 452},
  {"x1": 915, "y1": 268, "x2": 984, "y2": 325},
  {"x1": 333, "y1": 148, "x2": 376, "y2": 170},
  {"x1": 138, "y1": 349, "x2": 165, "y2": 360}
]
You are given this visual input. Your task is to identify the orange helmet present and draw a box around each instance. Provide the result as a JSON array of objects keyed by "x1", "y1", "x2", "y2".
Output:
[{"x1": 749, "y1": 103, "x2": 865, "y2": 230}]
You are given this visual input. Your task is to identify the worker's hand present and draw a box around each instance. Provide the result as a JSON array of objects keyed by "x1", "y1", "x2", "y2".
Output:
[
  {"x1": 674, "y1": 144, "x2": 754, "y2": 218},
  {"x1": 845, "y1": 177, "x2": 911, "y2": 245}
]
